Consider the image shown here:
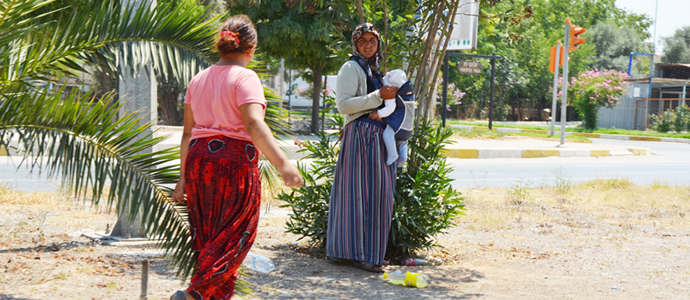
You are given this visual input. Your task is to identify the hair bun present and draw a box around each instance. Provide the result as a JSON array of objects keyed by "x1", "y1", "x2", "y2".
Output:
[{"x1": 216, "y1": 15, "x2": 257, "y2": 55}]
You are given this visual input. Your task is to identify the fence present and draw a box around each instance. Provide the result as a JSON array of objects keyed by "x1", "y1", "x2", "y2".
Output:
[{"x1": 635, "y1": 98, "x2": 690, "y2": 129}]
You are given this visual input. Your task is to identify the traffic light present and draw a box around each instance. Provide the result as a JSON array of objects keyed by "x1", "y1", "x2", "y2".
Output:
[
  {"x1": 568, "y1": 21, "x2": 586, "y2": 52},
  {"x1": 549, "y1": 44, "x2": 564, "y2": 73}
]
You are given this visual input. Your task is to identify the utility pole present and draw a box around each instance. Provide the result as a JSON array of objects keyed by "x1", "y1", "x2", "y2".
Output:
[
  {"x1": 559, "y1": 21, "x2": 571, "y2": 146},
  {"x1": 550, "y1": 41, "x2": 561, "y2": 136}
]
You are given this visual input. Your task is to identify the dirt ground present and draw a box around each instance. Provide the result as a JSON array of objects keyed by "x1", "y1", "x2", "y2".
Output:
[{"x1": 1, "y1": 180, "x2": 689, "y2": 300}]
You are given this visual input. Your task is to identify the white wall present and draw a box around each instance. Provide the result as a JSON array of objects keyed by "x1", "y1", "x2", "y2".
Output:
[{"x1": 280, "y1": 73, "x2": 337, "y2": 109}]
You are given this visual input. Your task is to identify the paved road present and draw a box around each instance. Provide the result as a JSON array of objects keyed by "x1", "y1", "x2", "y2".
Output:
[
  {"x1": 2, "y1": 138, "x2": 688, "y2": 192},
  {"x1": 448, "y1": 139, "x2": 690, "y2": 188},
  {"x1": 0, "y1": 157, "x2": 62, "y2": 192}
]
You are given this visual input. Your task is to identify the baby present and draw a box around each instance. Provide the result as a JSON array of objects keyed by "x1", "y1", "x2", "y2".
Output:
[{"x1": 369, "y1": 69, "x2": 415, "y2": 167}]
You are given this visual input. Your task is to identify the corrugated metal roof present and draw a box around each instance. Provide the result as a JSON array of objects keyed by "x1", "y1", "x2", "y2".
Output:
[
  {"x1": 625, "y1": 77, "x2": 690, "y2": 88},
  {"x1": 655, "y1": 63, "x2": 690, "y2": 79}
]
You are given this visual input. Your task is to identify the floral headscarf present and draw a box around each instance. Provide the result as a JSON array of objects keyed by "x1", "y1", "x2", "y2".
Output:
[{"x1": 351, "y1": 23, "x2": 384, "y2": 79}]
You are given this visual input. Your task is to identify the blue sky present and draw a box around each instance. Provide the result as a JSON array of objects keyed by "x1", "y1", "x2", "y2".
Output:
[{"x1": 615, "y1": 0, "x2": 690, "y2": 54}]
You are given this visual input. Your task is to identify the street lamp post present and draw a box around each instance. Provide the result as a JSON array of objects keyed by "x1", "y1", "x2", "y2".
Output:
[{"x1": 647, "y1": 0, "x2": 659, "y2": 129}]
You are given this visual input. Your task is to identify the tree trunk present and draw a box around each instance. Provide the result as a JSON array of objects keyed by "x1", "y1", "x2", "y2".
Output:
[
  {"x1": 382, "y1": 0, "x2": 388, "y2": 73},
  {"x1": 311, "y1": 67, "x2": 323, "y2": 134},
  {"x1": 158, "y1": 84, "x2": 181, "y2": 125},
  {"x1": 356, "y1": 0, "x2": 364, "y2": 24},
  {"x1": 411, "y1": 1, "x2": 442, "y2": 124},
  {"x1": 422, "y1": 0, "x2": 458, "y2": 122}
]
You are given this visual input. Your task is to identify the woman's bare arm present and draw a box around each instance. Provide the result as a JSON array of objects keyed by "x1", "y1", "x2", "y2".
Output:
[
  {"x1": 172, "y1": 104, "x2": 195, "y2": 204},
  {"x1": 240, "y1": 103, "x2": 302, "y2": 188}
]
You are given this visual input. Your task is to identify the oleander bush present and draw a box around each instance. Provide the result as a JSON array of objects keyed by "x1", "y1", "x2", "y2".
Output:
[{"x1": 279, "y1": 120, "x2": 466, "y2": 259}]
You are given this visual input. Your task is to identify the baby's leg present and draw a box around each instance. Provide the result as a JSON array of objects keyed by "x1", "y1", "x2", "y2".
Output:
[
  {"x1": 396, "y1": 141, "x2": 408, "y2": 167},
  {"x1": 383, "y1": 125, "x2": 398, "y2": 165}
]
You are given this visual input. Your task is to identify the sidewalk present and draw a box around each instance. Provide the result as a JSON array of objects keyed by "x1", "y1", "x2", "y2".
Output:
[
  {"x1": 0, "y1": 126, "x2": 651, "y2": 160},
  {"x1": 441, "y1": 136, "x2": 649, "y2": 159}
]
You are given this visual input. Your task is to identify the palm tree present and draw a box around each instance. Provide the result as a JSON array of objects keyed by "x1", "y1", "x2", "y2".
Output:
[{"x1": 0, "y1": 0, "x2": 287, "y2": 293}]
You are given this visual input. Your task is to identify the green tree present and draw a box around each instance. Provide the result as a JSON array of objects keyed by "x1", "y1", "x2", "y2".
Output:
[
  {"x1": 278, "y1": 0, "x2": 470, "y2": 260},
  {"x1": 662, "y1": 26, "x2": 690, "y2": 63},
  {"x1": 226, "y1": 0, "x2": 347, "y2": 134},
  {"x1": 587, "y1": 21, "x2": 649, "y2": 73},
  {"x1": 447, "y1": 0, "x2": 651, "y2": 121}
]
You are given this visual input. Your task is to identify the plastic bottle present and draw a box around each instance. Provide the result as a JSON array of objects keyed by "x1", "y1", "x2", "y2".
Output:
[
  {"x1": 242, "y1": 252, "x2": 275, "y2": 273},
  {"x1": 404, "y1": 258, "x2": 429, "y2": 266},
  {"x1": 383, "y1": 270, "x2": 428, "y2": 288}
]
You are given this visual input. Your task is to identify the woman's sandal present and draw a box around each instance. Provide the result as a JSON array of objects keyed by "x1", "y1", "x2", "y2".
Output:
[{"x1": 351, "y1": 261, "x2": 385, "y2": 273}]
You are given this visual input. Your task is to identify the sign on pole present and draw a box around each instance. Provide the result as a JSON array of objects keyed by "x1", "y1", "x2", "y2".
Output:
[
  {"x1": 457, "y1": 60, "x2": 482, "y2": 75},
  {"x1": 447, "y1": 0, "x2": 479, "y2": 50}
]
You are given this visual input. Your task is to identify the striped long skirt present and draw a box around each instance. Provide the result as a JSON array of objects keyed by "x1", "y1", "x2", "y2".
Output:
[
  {"x1": 326, "y1": 120, "x2": 397, "y2": 266},
  {"x1": 184, "y1": 135, "x2": 261, "y2": 300}
]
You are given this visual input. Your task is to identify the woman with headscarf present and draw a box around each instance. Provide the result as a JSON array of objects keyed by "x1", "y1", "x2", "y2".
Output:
[{"x1": 326, "y1": 23, "x2": 399, "y2": 273}]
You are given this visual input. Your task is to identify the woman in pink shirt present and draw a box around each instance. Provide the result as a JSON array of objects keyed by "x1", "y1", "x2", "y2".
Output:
[{"x1": 171, "y1": 15, "x2": 302, "y2": 300}]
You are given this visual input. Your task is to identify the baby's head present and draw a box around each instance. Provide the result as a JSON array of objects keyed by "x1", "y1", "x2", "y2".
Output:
[{"x1": 383, "y1": 69, "x2": 407, "y2": 87}]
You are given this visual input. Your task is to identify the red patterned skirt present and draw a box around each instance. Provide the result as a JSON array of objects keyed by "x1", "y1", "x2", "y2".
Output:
[{"x1": 184, "y1": 135, "x2": 261, "y2": 300}]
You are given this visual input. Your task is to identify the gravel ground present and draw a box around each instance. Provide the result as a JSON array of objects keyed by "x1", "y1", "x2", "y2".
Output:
[{"x1": 1, "y1": 185, "x2": 689, "y2": 299}]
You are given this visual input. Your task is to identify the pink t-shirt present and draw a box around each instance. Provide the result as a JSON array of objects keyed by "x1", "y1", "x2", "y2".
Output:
[{"x1": 184, "y1": 65, "x2": 266, "y2": 142}]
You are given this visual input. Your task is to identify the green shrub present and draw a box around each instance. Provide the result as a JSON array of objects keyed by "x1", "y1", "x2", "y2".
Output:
[
  {"x1": 506, "y1": 179, "x2": 533, "y2": 205},
  {"x1": 673, "y1": 105, "x2": 689, "y2": 133},
  {"x1": 554, "y1": 168, "x2": 572, "y2": 200},
  {"x1": 387, "y1": 122, "x2": 466, "y2": 258},
  {"x1": 278, "y1": 121, "x2": 466, "y2": 259},
  {"x1": 651, "y1": 106, "x2": 689, "y2": 133},
  {"x1": 278, "y1": 130, "x2": 338, "y2": 250},
  {"x1": 650, "y1": 111, "x2": 673, "y2": 133}
]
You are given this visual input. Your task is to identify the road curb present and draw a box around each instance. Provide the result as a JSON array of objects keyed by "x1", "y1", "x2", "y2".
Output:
[
  {"x1": 451, "y1": 125, "x2": 690, "y2": 144},
  {"x1": 439, "y1": 147, "x2": 650, "y2": 159}
]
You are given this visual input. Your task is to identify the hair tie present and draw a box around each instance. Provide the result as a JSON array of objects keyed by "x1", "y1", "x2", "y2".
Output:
[{"x1": 220, "y1": 30, "x2": 240, "y2": 45}]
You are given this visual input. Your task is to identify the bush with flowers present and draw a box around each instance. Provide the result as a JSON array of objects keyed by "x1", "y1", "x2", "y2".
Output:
[
  {"x1": 296, "y1": 83, "x2": 334, "y2": 99},
  {"x1": 436, "y1": 82, "x2": 466, "y2": 117},
  {"x1": 562, "y1": 69, "x2": 629, "y2": 130}
]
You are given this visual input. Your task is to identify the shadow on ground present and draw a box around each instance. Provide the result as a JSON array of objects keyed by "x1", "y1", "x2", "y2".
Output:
[
  {"x1": 0, "y1": 294, "x2": 41, "y2": 300},
  {"x1": 0, "y1": 240, "x2": 99, "y2": 254},
  {"x1": 244, "y1": 244, "x2": 486, "y2": 299}
]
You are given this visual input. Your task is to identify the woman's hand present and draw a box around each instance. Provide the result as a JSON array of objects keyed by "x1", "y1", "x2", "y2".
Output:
[
  {"x1": 279, "y1": 164, "x2": 303, "y2": 188},
  {"x1": 172, "y1": 179, "x2": 186, "y2": 204},
  {"x1": 380, "y1": 85, "x2": 399, "y2": 99},
  {"x1": 369, "y1": 112, "x2": 380, "y2": 120}
]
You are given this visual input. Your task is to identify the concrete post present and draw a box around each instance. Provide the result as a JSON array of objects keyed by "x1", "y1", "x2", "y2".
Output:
[{"x1": 111, "y1": 0, "x2": 157, "y2": 239}]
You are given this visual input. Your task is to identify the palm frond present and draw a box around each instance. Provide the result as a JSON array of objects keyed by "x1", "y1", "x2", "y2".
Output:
[
  {"x1": 0, "y1": 86, "x2": 188, "y2": 269},
  {"x1": 0, "y1": 0, "x2": 57, "y2": 47},
  {"x1": 1, "y1": 0, "x2": 219, "y2": 90},
  {"x1": 0, "y1": 1, "x2": 285, "y2": 293}
]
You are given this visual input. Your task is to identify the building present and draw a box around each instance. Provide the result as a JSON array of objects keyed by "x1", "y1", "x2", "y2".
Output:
[{"x1": 597, "y1": 63, "x2": 689, "y2": 130}]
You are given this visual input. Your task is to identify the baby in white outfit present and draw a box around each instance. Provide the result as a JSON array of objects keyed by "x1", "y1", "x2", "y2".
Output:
[{"x1": 368, "y1": 69, "x2": 408, "y2": 166}]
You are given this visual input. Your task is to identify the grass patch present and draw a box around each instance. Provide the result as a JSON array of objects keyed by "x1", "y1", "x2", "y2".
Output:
[
  {"x1": 55, "y1": 272, "x2": 69, "y2": 280},
  {"x1": 510, "y1": 131, "x2": 590, "y2": 142},
  {"x1": 106, "y1": 281, "x2": 118, "y2": 293},
  {"x1": 579, "y1": 178, "x2": 632, "y2": 190},
  {"x1": 452, "y1": 129, "x2": 507, "y2": 139},
  {"x1": 570, "y1": 127, "x2": 690, "y2": 139},
  {"x1": 448, "y1": 120, "x2": 551, "y2": 130},
  {"x1": 451, "y1": 128, "x2": 590, "y2": 142},
  {"x1": 446, "y1": 119, "x2": 690, "y2": 139},
  {"x1": 506, "y1": 179, "x2": 534, "y2": 206},
  {"x1": 459, "y1": 177, "x2": 690, "y2": 231}
]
